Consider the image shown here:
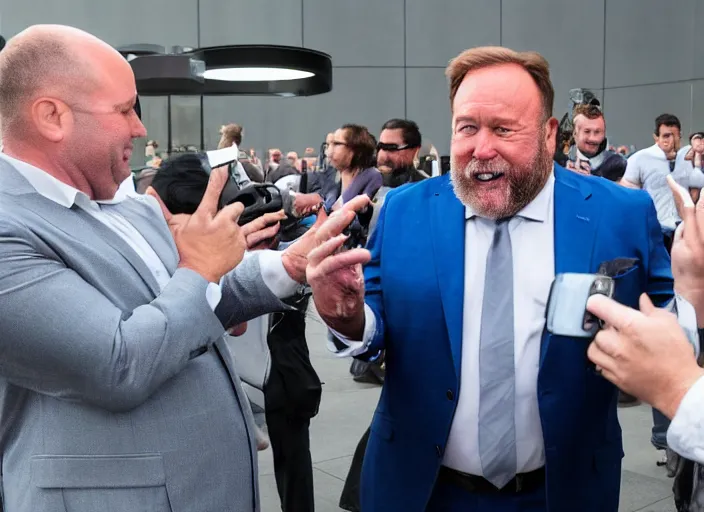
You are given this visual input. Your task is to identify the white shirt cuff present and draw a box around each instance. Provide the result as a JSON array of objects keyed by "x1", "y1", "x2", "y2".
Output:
[
  {"x1": 326, "y1": 304, "x2": 377, "y2": 357},
  {"x1": 205, "y1": 282, "x2": 222, "y2": 311},
  {"x1": 667, "y1": 375, "x2": 704, "y2": 464},
  {"x1": 256, "y1": 250, "x2": 299, "y2": 299},
  {"x1": 675, "y1": 294, "x2": 700, "y2": 358}
]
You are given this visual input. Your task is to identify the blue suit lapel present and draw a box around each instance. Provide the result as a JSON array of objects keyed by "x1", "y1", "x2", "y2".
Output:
[
  {"x1": 540, "y1": 166, "x2": 599, "y2": 366},
  {"x1": 430, "y1": 176, "x2": 465, "y2": 378}
]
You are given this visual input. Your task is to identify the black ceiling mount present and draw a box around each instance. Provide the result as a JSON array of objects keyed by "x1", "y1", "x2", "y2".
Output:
[{"x1": 118, "y1": 44, "x2": 332, "y2": 97}]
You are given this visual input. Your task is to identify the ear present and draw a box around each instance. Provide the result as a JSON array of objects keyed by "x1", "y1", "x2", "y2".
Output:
[
  {"x1": 653, "y1": 133, "x2": 659, "y2": 143},
  {"x1": 545, "y1": 117, "x2": 559, "y2": 155},
  {"x1": 31, "y1": 98, "x2": 70, "y2": 143}
]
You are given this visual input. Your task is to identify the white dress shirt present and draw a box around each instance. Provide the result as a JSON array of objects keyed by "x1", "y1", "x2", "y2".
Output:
[
  {"x1": 443, "y1": 174, "x2": 554, "y2": 475},
  {"x1": 667, "y1": 375, "x2": 704, "y2": 464},
  {"x1": 0, "y1": 152, "x2": 300, "y2": 303},
  {"x1": 331, "y1": 173, "x2": 556, "y2": 476}
]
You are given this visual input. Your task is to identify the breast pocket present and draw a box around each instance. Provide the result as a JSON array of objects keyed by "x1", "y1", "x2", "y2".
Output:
[
  {"x1": 32, "y1": 454, "x2": 172, "y2": 512},
  {"x1": 610, "y1": 264, "x2": 641, "y2": 309}
]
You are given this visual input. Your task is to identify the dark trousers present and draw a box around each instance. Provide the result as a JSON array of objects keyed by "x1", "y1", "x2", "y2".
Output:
[
  {"x1": 264, "y1": 295, "x2": 321, "y2": 512},
  {"x1": 426, "y1": 479, "x2": 547, "y2": 512},
  {"x1": 266, "y1": 410, "x2": 315, "y2": 512},
  {"x1": 651, "y1": 231, "x2": 674, "y2": 449},
  {"x1": 652, "y1": 408, "x2": 670, "y2": 450},
  {"x1": 339, "y1": 427, "x2": 371, "y2": 512}
]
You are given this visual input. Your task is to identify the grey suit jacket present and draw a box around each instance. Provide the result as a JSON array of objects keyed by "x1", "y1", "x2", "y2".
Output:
[{"x1": 0, "y1": 159, "x2": 288, "y2": 511}]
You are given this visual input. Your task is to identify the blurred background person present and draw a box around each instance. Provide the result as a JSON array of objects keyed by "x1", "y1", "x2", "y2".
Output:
[{"x1": 327, "y1": 123, "x2": 382, "y2": 212}]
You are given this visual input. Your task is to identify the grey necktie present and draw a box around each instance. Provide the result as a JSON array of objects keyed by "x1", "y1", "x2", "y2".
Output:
[{"x1": 478, "y1": 219, "x2": 517, "y2": 489}]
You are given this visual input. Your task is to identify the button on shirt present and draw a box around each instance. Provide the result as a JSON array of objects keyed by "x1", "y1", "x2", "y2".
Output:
[{"x1": 331, "y1": 172, "x2": 556, "y2": 477}]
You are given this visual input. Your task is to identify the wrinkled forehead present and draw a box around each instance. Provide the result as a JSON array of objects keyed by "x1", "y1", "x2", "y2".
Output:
[
  {"x1": 452, "y1": 64, "x2": 543, "y2": 122},
  {"x1": 575, "y1": 115, "x2": 605, "y2": 132}
]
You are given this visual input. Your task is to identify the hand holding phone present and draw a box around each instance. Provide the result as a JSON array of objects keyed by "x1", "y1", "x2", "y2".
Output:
[{"x1": 546, "y1": 273, "x2": 615, "y2": 338}]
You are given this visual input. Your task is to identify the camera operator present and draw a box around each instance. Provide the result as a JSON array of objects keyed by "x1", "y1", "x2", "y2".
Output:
[{"x1": 0, "y1": 25, "x2": 320, "y2": 512}]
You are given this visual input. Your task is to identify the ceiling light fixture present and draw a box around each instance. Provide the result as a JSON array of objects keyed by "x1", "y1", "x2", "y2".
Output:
[{"x1": 118, "y1": 44, "x2": 332, "y2": 97}]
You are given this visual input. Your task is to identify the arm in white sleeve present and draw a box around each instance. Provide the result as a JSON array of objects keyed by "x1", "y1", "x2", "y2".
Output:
[
  {"x1": 326, "y1": 304, "x2": 378, "y2": 358},
  {"x1": 667, "y1": 375, "x2": 704, "y2": 463},
  {"x1": 666, "y1": 295, "x2": 701, "y2": 358}
]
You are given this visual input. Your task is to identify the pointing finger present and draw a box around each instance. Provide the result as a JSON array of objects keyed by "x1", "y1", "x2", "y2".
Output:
[{"x1": 586, "y1": 294, "x2": 642, "y2": 332}]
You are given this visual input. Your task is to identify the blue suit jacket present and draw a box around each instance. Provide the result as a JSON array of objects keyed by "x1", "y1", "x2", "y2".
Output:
[{"x1": 359, "y1": 166, "x2": 673, "y2": 511}]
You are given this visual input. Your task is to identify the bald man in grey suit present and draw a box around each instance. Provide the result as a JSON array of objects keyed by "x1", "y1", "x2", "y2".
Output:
[{"x1": 0, "y1": 26, "x2": 313, "y2": 511}]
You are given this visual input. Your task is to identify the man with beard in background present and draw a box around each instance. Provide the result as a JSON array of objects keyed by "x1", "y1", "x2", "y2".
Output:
[{"x1": 305, "y1": 46, "x2": 695, "y2": 511}]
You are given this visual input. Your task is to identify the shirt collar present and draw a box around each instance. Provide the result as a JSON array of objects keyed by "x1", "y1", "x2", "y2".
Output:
[
  {"x1": 465, "y1": 168, "x2": 555, "y2": 222},
  {"x1": 0, "y1": 152, "x2": 135, "y2": 208}
]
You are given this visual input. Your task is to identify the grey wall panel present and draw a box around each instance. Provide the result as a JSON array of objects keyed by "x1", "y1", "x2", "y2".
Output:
[
  {"x1": 604, "y1": 0, "x2": 696, "y2": 88},
  {"x1": 406, "y1": 68, "x2": 452, "y2": 155},
  {"x1": 501, "y1": 0, "x2": 605, "y2": 116},
  {"x1": 303, "y1": 0, "x2": 405, "y2": 66},
  {"x1": 203, "y1": 68, "x2": 405, "y2": 156},
  {"x1": 690, "y1": 80, "x2": 704, "y2": 134},
  {"x1": 602, "y1": 82, "x2": 693, "y2": 151},
  {"x1": 203, "y1": 96, "x2": 269, "y2": 153},
  {"x1": 694, "y1": 1, "x2": 704, "y2": 80},
  {"x1": 4, "y1": 0, "x2": 198, "y2": 48},
  {"x1": 199, "y1": 0, "x2": 302, "y2": 47},
  {"x1": 133, "y1": 97, "x2": 169, "y2": 167},
  {"x1": 405, "y1": 0, "x2": 500, "y2": 67}
]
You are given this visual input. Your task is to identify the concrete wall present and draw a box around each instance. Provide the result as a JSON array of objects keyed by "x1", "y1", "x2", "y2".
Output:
[{"x1": 2, "y1": 0, "x2": 703, "y2": 159}]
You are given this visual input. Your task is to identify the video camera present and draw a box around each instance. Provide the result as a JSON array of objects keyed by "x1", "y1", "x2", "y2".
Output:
[{"x1": 150, "y1": 146, "x2": 298, "y2": 229}]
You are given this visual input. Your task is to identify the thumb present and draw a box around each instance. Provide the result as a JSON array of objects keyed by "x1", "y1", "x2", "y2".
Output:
[
  {"x1": 639, "y1": 293, "x2": 657, "y2": 316},
  {"x1": 146, "y1": 186, "x2": 173, "y2": 223}
]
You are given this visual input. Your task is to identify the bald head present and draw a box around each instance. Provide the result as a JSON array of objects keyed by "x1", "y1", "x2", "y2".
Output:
[
  {"x1": 0, "y1": 25, "x2": 125, "y2": 135},
  {"x1": 0, "y1": 25, "x2": 145, "y2": 201}
]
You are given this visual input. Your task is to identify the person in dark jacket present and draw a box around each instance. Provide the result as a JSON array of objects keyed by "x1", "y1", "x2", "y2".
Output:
[{"x1": 566, "y1": 104, "x2": 626, "y2": 182}]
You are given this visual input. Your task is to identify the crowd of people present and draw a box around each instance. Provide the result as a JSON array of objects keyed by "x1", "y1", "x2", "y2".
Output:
[{"x1": 3, "y1": 23, "x2": 704, "y2": 512}]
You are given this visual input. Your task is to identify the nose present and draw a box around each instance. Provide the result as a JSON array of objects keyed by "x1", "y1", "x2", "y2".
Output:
[
  {"x1": 472, "y1": 129, "x2": 498, "y2": 160},
  {"x1": 132, "y1": 114, "x2": 147, "y2": 139}
]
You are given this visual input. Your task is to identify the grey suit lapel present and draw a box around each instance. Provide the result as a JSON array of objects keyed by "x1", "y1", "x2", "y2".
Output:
[
  {"x1": 110, "y1": 198, "x2": 179, "y2": 276},
  {"x1": 20, "y1": 194, "x2": 163, "y2": 296}
]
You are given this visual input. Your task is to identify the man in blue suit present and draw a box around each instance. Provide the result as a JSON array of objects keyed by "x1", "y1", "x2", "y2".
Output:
[{"x1": 306, "y1": 46, "x2": 700, "y2": 511}]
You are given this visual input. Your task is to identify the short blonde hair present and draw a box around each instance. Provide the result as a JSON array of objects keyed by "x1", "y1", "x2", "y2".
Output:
[{"x1": 445, "y1": 46, "x2": 554, "y2": 120}]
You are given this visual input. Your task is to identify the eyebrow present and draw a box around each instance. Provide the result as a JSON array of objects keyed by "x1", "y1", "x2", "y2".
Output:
[
  {"x1": 113, "y1": 96, "x2": 137, "y2": 111},
  {"x1": 453, "y1": 115, "x2": 517, "y2": 126}
]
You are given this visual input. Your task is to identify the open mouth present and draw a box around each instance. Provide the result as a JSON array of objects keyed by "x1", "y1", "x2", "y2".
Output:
[{"x1": 473, "y1": 172, "x2": 504, "y2": 182}]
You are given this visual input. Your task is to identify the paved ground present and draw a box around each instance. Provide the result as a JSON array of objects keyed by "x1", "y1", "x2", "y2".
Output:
[{"x1": 255, "y1": 309, "x2": 678, "y2": 512}]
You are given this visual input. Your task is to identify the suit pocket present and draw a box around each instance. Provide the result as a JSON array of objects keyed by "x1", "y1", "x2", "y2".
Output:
[
  {"x1": 610, "y1": 264, "x2": 641, "y2": 309},
  {"x1": 32, "y1": 454, "x2": 172, "y2": 512}
]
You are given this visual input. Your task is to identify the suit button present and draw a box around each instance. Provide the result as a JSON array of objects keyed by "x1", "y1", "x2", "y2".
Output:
[
  {"x1": 446, "y1": 390, "x2": 454, "y2": 401},
  {"x1": 435, "y1": 445, "x2": 443, "y2": 457}
]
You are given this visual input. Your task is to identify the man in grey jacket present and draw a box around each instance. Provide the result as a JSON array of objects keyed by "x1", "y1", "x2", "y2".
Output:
[{"x1": 0, "y1": 25, "x2": 312, "y2": 512}]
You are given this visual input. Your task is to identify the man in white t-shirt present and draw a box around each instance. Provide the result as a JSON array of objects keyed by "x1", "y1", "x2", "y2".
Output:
[
  {"x1": 620, "y1": 113, "x2": 704, "y2": 464},
  {"x1": 621, "y1": 114, "x2": 704, "y2": 251}
]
